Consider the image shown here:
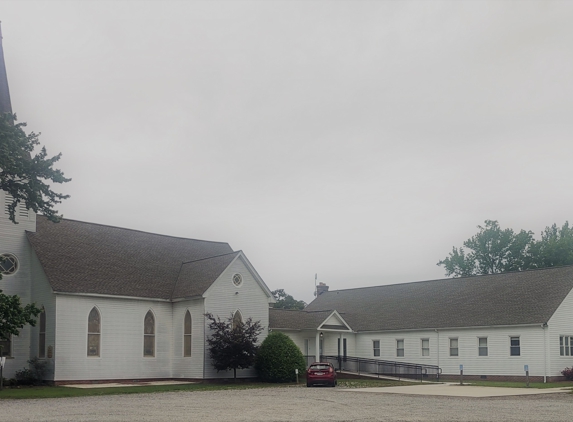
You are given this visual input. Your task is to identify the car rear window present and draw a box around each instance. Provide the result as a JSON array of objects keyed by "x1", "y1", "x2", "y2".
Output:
[{"x1": 310, "y1": 364, "x2": 330, "y2": 370}]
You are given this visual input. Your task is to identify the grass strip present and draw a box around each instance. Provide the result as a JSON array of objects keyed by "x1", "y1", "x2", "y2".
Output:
[{"x1": 0, "y1": 378, "x2": 412, "y2": 400}]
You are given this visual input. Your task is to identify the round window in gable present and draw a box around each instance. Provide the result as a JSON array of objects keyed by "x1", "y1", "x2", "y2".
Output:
[
  {"x1": 232, "y1": 273, "x2": 243, "y2": 287},
  {"x1": 0, "y1": 253, "x2": 18, "y2": 275}
]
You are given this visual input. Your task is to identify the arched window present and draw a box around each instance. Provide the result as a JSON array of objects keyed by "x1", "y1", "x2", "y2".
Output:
[
  {"x1": 39, "y1": 308, "x2": 46, "y2": 358},
  {"x1": 232, "y1": 310, "x2": 243, "y2": 330},
  {"x1": 87, "y1": 307, "x2": 101, "y2": 357},
  {"x1": 144, "y1": 310, "x2": 155, "y2": 357},
  {"x1": 184, "y1": 310, "x2": 192, "y2": 357}
]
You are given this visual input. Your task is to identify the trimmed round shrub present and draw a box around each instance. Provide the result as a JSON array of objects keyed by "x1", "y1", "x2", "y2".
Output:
[{"x1": 255, "y1": 331, "x2": 306, "y2": 383}]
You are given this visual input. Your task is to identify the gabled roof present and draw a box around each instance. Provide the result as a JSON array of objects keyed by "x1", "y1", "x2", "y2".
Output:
[
  {"x1": 269, "y1": 309, "x2": 335, "y2": 330},
  {"x1": 27, "y1": 216, "x2": 234, "y2": 300},
  {"x1": 286, "y1": 266, "x2": 573, "y2": 332},
  {"x1": 172, "y1": 252, "x2": 240, "y2": 299}
]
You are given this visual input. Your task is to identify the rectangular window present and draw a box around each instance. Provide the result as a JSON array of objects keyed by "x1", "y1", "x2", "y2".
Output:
[
  {"x1": 478, "y1": 337, "x2": 488, "y2": 356},
  {"x1": 449, "y1": 338, "x2": 458, "y2": 356},
  {"x1": 510, "y1": 337, "x2": 520, "y2": 356},
  {"x1": 560, "y1": 336, "x2": 573, "y2": 356},
  {"x1": 0, "y1": 337, "x2": 11, "y2": 357},
  {"x1": 373, "y1": 340, "x2": 380, "y2": 357},
  {"x1": 421, "y1": 338, "x2": 430, "y2": 356},
  {"x1": 396, "y1": 339, "x2": 404, "y2": 357}
]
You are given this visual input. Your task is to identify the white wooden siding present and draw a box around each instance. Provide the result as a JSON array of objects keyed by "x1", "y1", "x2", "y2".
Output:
[
  {"x1": 0, "y1": 195, "x2": 36, "y2": 378},
  {"x1": 203, "y1": 255, "x2": 270, "y2": 379},
  {"x1": 29, "y1": 252, "x2": 56, "y2": 380},
  {"x1": 352, "y1": 326, "x2": 545, "y2": 377},
  {"x1": 54, "y1": 295, "x2": 174, "y2": 381},
  {"x1": 171, "y1": 299, "x2": 205, "y2": 379},
  {"x1": 548, "y1": 287, "x2": 573, "y2": 377}
]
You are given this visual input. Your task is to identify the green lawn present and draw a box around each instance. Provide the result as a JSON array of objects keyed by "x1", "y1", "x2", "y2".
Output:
[{"x1": 0, "y1": 378, "x2": 413, "y2": 400}]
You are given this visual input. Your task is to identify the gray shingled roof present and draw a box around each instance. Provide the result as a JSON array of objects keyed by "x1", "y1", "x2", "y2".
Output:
[
  {"x1": 273, "y1": 266, "x2": 573, "y2": 332},
  {"x1": 27, "y1": 216, "x2": 234, "y2": 299},
  {"x1": 172, "y1": 252, "x2": 240, "y2": 299},
  {"x1": 269, "y1": 309, "x2": 334, "y2": 330}
]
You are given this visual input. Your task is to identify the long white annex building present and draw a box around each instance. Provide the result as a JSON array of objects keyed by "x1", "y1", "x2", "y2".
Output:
[{"x1": 270, "y1": 270, "x2": 573, "y2": 382}]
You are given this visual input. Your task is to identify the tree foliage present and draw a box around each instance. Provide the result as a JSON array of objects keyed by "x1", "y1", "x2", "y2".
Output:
[
  {"x1": 0, "y1": 289, "x2": 41, "y2": 343},
  {"x1": 529, "y1": 222, "x2": 573, "y2": 268},
  {"x1": 205, "y1": 312, "x2": 263, "y2": 380},
  {"x1": 438, "y1": 220, "x2": 573, "y2": 277},
  {"x1": 271, "y1": 289, "x2": 306, "y2": 310},
  {"x1": 0, "y1": 112, "x2": 70, "y2": 224},
  {"x1": 255, "y1": 331, "x2": 306, "y2": 383}
]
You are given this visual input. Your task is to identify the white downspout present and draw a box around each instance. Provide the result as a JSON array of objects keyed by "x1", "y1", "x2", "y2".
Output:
[
  {"x1": 435, "y1": 329, "x2": 440, "y2": 379},
  {"x1": 542, "y1": 323, "x2": 548, "y2": 383}
]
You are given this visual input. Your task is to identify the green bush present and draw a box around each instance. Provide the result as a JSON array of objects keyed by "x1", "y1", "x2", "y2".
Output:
[
  {"x1": 14, "y1": 357, "x2": 47, "y2": 386},
  {"x1": 255, "y1": 331, "x2": 306, "y2": 383}
]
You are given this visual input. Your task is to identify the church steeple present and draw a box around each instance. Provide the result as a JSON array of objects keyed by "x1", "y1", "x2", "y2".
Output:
[{"x1": 0, "y1": 22, "x2": 13, "y2": 114}]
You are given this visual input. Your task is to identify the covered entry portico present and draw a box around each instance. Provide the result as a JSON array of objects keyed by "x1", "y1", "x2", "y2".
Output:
[{"x1": 301, "y1": 311, "x2": 354, "y2": 366}]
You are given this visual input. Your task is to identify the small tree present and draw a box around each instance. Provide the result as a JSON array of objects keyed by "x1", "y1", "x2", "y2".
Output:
[
  {"x1": 0, "y1": 289, "x2": 41, "y2": 389},
  {"x1": 255, "y1": 331, "x2": 306, "y2": 383},
  {"x1": 0, "y1": 289, "x2": 41, "y2": 344},
  {"x1": 205, "y1": 312, "x2": 263, "y2": 381}
]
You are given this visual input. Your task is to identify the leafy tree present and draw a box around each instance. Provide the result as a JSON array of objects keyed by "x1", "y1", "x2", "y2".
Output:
[
  {"x1": 437, "y1": 220, "x2": 534, "y2": 277},
  {"x1": 0, "y1": 112, "x2": 70, "y2": 224},
  {"x1": 0, "y1": 289, "x2": 41, "y2": 352},
  {"x1": 271, "y1": 289, "x2": 306, "y2": 310},
  {"x1": 255, "y1": 331, "x2": 306, "y2": 383},
  {"x1": 530, "y1": 222, "x2": 573, "y2": 268},
  {"x1": 438, "y1": 220, "x2": 573, "y2": 277},
  {"x1": 205, "y1": 312, "x2": 263, "y2": 380}
]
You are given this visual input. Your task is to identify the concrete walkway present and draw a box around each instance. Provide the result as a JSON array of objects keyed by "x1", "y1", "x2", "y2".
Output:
[
  {"x1": 344, "y1": 382, "x2": 571, "y2": 397},
  {"x1": 61, "y1": 380, "x2": 196, "y2": 389}
]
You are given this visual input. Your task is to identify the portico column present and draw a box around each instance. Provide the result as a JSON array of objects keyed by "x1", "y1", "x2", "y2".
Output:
[{"x1": 315, "y1": 331, "x2": 321, "y2": 362}]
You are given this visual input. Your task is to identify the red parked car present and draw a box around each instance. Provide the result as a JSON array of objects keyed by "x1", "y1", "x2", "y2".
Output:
[{"x1": 306, "y1": 362, "x2": 337, "y2": 387}]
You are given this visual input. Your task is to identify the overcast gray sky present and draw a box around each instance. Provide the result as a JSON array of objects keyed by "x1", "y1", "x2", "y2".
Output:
[{"x1": 2, "y1": 1, "x2": 572, "y2": 303}]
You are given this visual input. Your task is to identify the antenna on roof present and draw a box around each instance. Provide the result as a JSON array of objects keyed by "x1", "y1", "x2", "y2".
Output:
[{"x1": 314, "y1": 273, "x2": 317, "y2": 296}]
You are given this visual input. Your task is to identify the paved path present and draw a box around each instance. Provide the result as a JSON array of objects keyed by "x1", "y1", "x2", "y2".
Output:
[{"x1": 347, "y1": 382, "x2": 570, "y2": 397}]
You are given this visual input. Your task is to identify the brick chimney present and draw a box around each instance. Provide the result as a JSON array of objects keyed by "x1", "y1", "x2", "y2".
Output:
[{"x1": 316, "y1": 282, "x2": 329, "y2": 296}]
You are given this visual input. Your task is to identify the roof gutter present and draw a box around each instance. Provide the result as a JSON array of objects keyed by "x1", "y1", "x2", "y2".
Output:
[
  {"x1": 54, "y1": 291, "x2": 171, "y2": 302},
  {"x1": 355, "y1": 323, "x2": 544, "y2": 333}
]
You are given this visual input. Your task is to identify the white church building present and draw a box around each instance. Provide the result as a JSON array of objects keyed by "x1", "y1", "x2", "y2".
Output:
[{"x1": 1, "y1": 211, "x2": 275, "y2": 382}]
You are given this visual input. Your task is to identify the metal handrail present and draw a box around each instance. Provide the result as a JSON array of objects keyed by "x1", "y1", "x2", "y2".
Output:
[{"x1": 318, "y1": 355, "x2": 441, "y2": 382}]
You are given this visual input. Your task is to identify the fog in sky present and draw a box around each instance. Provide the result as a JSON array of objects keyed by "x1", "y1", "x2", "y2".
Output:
[{"x1": 2, "y1": 1, "x2": 572, "y2": 303}]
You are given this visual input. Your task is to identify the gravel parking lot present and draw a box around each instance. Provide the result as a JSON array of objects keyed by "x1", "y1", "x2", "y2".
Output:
[{"x1": 2, "y1": 386, "x2": 573, "y2": 422}]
